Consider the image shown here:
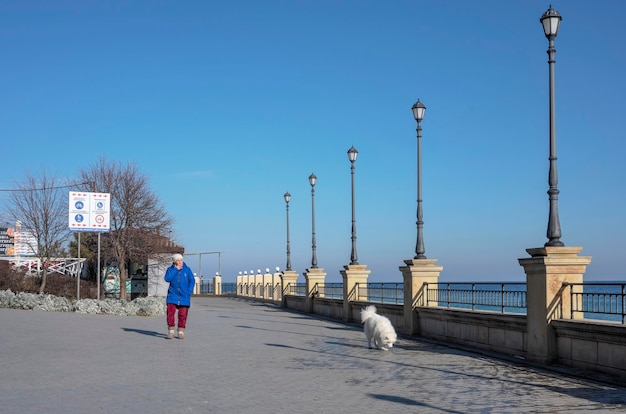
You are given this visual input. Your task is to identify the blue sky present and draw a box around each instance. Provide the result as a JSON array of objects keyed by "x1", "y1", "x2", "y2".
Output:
[{"x1": 2, "y1": 0, "x2": 625, "y2": 282}]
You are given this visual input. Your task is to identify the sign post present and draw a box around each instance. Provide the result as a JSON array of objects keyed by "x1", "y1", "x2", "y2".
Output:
[{"x1": 69, "y1": 192, "x2": 111, "y2": 300}]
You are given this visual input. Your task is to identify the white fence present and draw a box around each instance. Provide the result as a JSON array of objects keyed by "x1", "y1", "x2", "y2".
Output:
[{"x1": 0, "y1": 256, "x2": 86, "y2": 278}]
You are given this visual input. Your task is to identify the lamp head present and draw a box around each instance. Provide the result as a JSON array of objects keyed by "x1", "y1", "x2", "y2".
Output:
[
  {"x1": 412, "y1": 99, "x2": 426, "y2": 122},
  {"x1": 284, "y1": 191, "x2": 291, "y2": 203},
  {"x1": 309, "y1": 173, "x2": 317, "y2": 187},
  {"x1": 540, "y1": 5, "x2": 562, "y2": 39},
  {"x1": 347, "y1": 146, "x2": 358, "y2": 163}
]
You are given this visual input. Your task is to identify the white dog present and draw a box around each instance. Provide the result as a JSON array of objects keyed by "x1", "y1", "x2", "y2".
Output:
[{"x1": 360, "y1": 305, "x2": 397, "y2": 351}]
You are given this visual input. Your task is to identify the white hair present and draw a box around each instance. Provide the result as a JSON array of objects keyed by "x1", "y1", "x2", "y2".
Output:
[{"x1": 172, "y1": 253, "x2": 183, "y2": 262}]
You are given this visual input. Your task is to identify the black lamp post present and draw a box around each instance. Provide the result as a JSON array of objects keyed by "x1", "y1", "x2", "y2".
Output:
[
  {"x1": 412, "y1": 99, "x2": 427, "y2": 259},
  {"x1": 348, "y1": 146, "x2": 359, "y2": 265},
  {"x1": 309, "y1": 173, "x2": 318, "y2": 268},
  {"x1": 283, "y1": 192, "x2": 292, "y2": 271},
  {"x1": 540, "y1": 5, "x2": 564, "y2": 247}
]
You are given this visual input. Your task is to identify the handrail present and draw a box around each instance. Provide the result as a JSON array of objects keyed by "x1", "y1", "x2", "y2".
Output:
[
  {"x1": 315, "y1": 283, "x2": 343, "y2": 299},
  {"x1": 565, "y1": 282, "x2": 626, "y2": 324},
  {"x1": 426, "y1": 282, "x2": 526, "y2": 314},
  {"x1": 356, "y1": 282, "x2": 404, "y2": 304}
]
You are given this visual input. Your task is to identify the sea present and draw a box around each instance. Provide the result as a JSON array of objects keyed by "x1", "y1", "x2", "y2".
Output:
[{"x1": 366, "y1": 282, "x2": 625, "y2": 324}]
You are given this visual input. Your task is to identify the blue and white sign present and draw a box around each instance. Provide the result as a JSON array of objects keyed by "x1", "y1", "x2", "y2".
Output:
[{"x1": 68, "y1": 192, "x2": 111, "y2": 232}]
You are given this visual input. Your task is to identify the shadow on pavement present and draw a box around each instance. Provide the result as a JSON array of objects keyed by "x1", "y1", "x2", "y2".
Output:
[{"x1": 122, "y1": 327, "x2": 166, "y2": 338}]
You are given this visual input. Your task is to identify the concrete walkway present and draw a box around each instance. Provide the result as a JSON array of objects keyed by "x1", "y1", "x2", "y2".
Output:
[{"x1": 1, "y1": 296, "x2": 625, "y2": 413}]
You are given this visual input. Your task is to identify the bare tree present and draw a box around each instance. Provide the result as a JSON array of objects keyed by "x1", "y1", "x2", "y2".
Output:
[
  {"x1": 80, "y1": 157, "x2": 173, "y2": 300},
  {"x1": 7, "y1": 168, "x2": 70, "y2": 294}
]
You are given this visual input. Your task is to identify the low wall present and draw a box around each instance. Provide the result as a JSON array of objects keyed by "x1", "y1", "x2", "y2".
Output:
[
  {"x1": 416, "y1": 307, "x2": 527, "y2": 358},
  {"x1": 552, "y1": 319, "x2": 626, "y2": 380},
  {"x1": 311, "y1": 297, "x2": 344, "y2": 320},
  {"x1": 284, "y1": 295, "x2": 305, "y2": 312}
]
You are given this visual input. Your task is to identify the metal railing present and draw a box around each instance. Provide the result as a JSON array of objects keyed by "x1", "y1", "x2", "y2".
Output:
[
  {"x1": 566, "y1": 282, "x2": 626, "y2": 324},
  {"x1": 427, "y1": 282, "x2": 527, "y2": 314},
  {"x1": 284, "y1": 283, "x2": 306, "y2": 296},
  {"x1": 316, "y1": 283, "x2": 343, "y2": 299},
  {"x1": 198, "y1": 282, "x2": 239, "y2": 295},
  {"x1": 356, "y1": 282, "x2": 404, "y2": 304},
  {"x1": 234, "y1": 279, "x2": 626, "y2": 322}
]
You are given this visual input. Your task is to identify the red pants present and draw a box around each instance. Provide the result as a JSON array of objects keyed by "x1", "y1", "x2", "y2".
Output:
[{"x1": 167, "y1": 303, "x2": 189, "y2": 329}]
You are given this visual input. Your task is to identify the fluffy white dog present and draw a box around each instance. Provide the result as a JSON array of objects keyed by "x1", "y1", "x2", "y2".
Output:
[{"x1": 360, "y1": 305, "x2": 397, "y2": 351}]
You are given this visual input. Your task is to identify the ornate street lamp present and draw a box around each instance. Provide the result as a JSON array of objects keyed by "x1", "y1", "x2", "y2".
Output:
[
  {"x1": 348, "y1": 146, "x2": 359, "y2": 265},
  {"x1": 411, "y1": 99, "x2": 427, "y2": 259},
  {"x1": 540, "y1": 5, "x2": 564, "y2": 247},
  {"x1": 283, "y1": 192, "x2": 292, "y2": 271},
  {"x1": 309, "y1": 173, "x2": 318, "y2": 268}
]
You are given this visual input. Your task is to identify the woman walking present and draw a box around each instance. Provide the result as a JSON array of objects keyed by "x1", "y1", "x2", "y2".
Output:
[{"x1": 164, "y1": 253, "x2": 195, "y2": 339}]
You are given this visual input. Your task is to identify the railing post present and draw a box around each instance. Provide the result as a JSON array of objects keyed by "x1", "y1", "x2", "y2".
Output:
[
  {"x1": 622, "y1": 285, "x2": 626, "y2": 324},
  {"x1": 518, "y1": 246, "x2": 591, "y2": 364},
  {"x1": 263, "y1": 270, "x2": 272, "y2": 298},
  {"x1": 254, "y1": 272, "x2": 262, "y2": 298},
  {"x1": 272, "y1": 270, "x2": 282, "y2": 303},
  {"x1": 304, "y1": 267, "x2": 326, "y2": 314},
  {"x1": 399, "y1": 259, "x2": 443, "y2": 336},
  {"x1": 213, "y1": 274, "x2": 222, "y2": 296},
  {"x1": 280, "y1": 269, "x2": 299, "y2": 308},
  {"x1": 340, "y1": 264, "x2": 371, "y2": 322}
]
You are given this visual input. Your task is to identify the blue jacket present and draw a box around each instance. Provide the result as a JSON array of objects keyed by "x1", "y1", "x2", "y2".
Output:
[{"x1": 164, "y1": 262, "x2": 195, "y2": 306}]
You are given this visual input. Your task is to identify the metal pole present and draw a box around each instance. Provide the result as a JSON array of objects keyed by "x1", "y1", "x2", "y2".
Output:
[
  {"x1": 184, "y1": 251, "x2": 221, "y2": 276},
  {"x1": 350, "y1": 155, "x2": 358, "y2": 265},
  {"x1": 415, "y1": 117, "x2": 426, "y2": 259},
  {"x1": 545, "y1": 32, "x2": 564, "y2": 247},
  {"x1": 310, "y1": 175, "x2": 318, "y2": 268},
  {"x1": 77, "y1": 233, "x2": 81, "y2": 299},
  {"x1": 97, "y1": 232, "x2": 100, "y2": 300},
  {"x1": 285, "y1": 194, "x2": 292, "y2": 271},
  {"x1": 198, "y1": 253, "x2": 202, "y2": 281}
]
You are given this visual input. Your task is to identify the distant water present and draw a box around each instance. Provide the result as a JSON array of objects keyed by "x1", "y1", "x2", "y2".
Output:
[
  {"x1": 460, "y1": 282, "x2": 625, "y2": 323},
  {"x1": 576, "y1": 283, "x2": 625, "y2": 323},
  {"x1": 368, "y1": 282, "x2": 625, "y2": 323}
]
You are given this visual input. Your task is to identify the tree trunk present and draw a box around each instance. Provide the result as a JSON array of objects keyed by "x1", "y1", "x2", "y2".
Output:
[
  {"x1": 38, "y1": 268, "x2": 48, "y2": 295},
  {"x1": 119, "y1": 262, "x2": 128, "y2": 300}
]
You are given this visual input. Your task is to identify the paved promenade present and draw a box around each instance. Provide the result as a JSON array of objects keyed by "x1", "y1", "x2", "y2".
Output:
[{"x1": 1, "y1": 296, "x2": 626, "y2": 413}]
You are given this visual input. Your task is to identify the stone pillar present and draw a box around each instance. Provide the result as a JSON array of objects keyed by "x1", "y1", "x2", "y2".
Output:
[
  {"x1": 304, "y1": 268, "x2": 327, "y2": 313},
  {"x1": 254, "y1": 272, "x2": 262, "y2": 298},
  {"x1": 261, "y1": 271, "x2": 271, "y2": 299},
  {"x1": 399, "y1": 258, "x2": 443, "y2": 335},
  {"x1": 518, "y1": 246, "x2": 592, "y2": 364},
  {"x1": 272, "y1": 271, "x2": 282, "y2": 302},
  {"x1": 280, "y1": 270, "x2": 299, "y2": 307},
  {"x1": 213, "y1": 275, "x2": 222, "y2": 296},
  {"x1": 236, "y1": 275, "x2": 242, "y2": 295},
  {"x1": 193, "y1": 274, "x2": 201, "y2": 295},
  {"x1": 340, "y1": 264, "x2": 371, "y2": 322}
]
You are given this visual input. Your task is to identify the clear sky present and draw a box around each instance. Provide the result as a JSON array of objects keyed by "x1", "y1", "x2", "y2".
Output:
[{"x1": 2, "y1": 0, "x2": 625, "y2": 283}]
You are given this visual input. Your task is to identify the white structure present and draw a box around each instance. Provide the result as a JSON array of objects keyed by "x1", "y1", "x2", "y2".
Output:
[{"x1": 147, "y1": 253, "x2": 173, "y2": 297}]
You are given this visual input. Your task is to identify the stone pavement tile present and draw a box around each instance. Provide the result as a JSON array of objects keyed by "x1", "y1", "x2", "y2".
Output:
[{"x1": 1, "y1": 296, "x2": 626, "y2": 413}]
